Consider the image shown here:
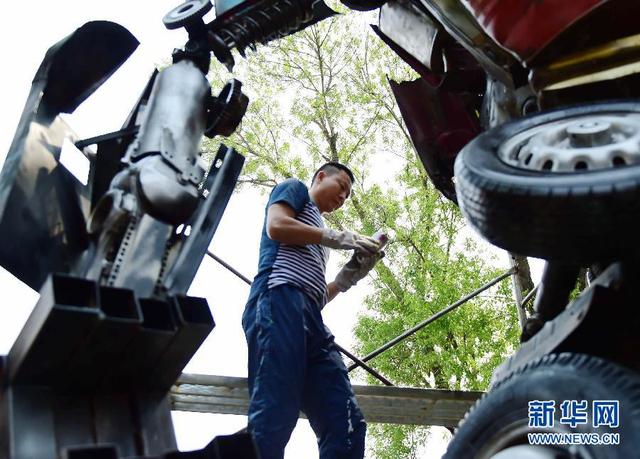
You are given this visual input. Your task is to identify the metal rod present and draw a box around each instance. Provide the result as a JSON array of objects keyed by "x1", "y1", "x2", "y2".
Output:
[
  {"x1": 348, "y1": 268, "x2": 516, "y2": 372},
  {"x1": 207, "y1": 251, "x2": 253, "y2": 285},
  {"x1": 74, "y1": 125, "x2": 139, "y2": 150},
  {"x1": 521, "y1": 283, "x2": 539, "y2": 309},
  {"x1": 205, "y1": 251, "x2": 392, "y2": 381},
  {"x1": 334, "y1": 343, "x2": 393, "y2": 386},
  {"x1": 508, "y1": 253, "x2": 527, "y2": 330}
]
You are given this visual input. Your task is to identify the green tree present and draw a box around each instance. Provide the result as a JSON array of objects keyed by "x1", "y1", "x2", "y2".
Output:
[{"x1": 204, "y1": 8, "x2": 521, "y2": 456}]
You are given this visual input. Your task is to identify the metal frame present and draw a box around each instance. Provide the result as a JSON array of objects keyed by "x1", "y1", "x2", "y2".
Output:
[{"x1": 171, "y1": 373, "x2": 483, "y2": 427}]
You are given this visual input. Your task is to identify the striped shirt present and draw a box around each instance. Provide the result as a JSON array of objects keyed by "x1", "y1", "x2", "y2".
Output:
[{"x1": 249, "y1": 179, "x2": 329, "y2": 305}]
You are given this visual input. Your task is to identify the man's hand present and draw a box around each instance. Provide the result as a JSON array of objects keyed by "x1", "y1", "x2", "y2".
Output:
[
  {"x1": 321, "y1": 228, "x2": 380, "y2": 253},
  {"x1": 334, "y1": 251, "x2": 384, "y2": 292}
]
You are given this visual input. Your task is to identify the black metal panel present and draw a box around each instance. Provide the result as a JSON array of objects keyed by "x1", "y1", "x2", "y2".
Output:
[
  {"x1": 3, "y1": 386, "x2": 57, "y2": 459},
  {"x1": 133, "y1": 393, "x2": 178, "y2": 456},
  {"x1": 204, "y1": 432, "x2": 258, "y2": 459},
  {"x1": 7, "y1": 275, "x2": 100, "y2": 386},
  {"x1": 84, "y1": 70, "x2": 158, "y2": 211},
  {"x1": 162, "y1": 145, "x2": 244, "y2": 295},
  {"x1": 0, "y1": 383, "x2": 10, "y2": 458},
  {"x1": 151, "y1": 296, "x2": 215, "y2": 391},
  {"x1": 0, "y1": 355, "x2": 5, "y2": 387},
  {"x1": 110, "y1": 298, "x2": 177, "y2": 390},
  {"x1": 37, "y1": 22, "x2": 139, "y2": 116},
  {"x1": 94, "y1": 395, "x2": 137, "y2": 457},
  {"x1": 54, "y1": 395, "x2": 95, "y2": 450},
  {"x1": 0, "y1": 120, "x2": 92, "y2": 291},
  {"x1": 66, "y1": 287, "x2": 142, "y2": 392},
  {"x1": 63, "y1": 445, "x2": 119, "y2": 459},
  {"x1": 111, "y1": 216, "x2": 173, "y2": 299},
  {"x1": 0, "y1": 21, "x2": 138, "y2": 292}
]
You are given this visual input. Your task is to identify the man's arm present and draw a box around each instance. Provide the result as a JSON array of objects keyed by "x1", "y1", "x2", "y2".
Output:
[{"x1": 266, "y1": 202, "x2": 324, "y2": 245}]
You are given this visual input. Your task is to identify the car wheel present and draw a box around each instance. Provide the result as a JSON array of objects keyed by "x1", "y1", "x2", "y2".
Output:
[
  {"x1": 454, "y1": 101, "x2": 640, "y2": 262},
  {"x1": 444, "y1": 353, "x2": 640, "y2": 459}
]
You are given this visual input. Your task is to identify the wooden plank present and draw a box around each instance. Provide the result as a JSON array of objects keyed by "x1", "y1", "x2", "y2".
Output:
[{"x1": 170, "y1": 374, "x2": 483, "y2": 427}]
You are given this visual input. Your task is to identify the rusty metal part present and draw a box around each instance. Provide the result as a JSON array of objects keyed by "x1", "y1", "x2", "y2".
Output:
[
  {"x1": 532, "y1": 33, "x2": 640, "y2": 91},
  {"x1": 379, "y1": 0, "x2": 446, "y2": 74}
]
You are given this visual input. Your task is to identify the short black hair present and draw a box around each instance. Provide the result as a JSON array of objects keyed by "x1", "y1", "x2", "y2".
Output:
[{"x1": 311, "y1": 162, "x2": 355, "y2": 185}]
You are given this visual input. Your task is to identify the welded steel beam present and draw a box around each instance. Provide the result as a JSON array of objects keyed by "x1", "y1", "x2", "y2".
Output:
[{"x1": 172, "y1": 374, "x2": 482, "y2": 427}]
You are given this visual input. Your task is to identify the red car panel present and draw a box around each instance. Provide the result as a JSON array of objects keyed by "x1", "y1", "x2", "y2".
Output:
[{"x1": 462, "y1": 0, "x2": 609, "y2": 61}]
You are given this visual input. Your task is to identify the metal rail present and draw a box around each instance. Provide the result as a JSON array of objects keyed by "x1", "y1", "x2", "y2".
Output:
[
  {"x1": 347, "y1": 268, "x2": 516, "y2": 372},
  {"x1": 172, "y1": 373, "x2": 483, "y2": 427},
  {"x1": 521, "y1": 283, "x2": 539, "y2": 309}
]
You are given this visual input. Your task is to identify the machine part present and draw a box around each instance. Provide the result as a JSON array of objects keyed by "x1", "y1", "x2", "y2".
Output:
[
  {"x1": 66, "y1": 286, "x2": 142, "y2": 392},
  {"x1": 163, "y1": 0, "x2": 213, "y2": 30},
  {"x1": 499, "y1": 115, "x2": 640, "y2": 172},
  {"x1": 341, "y1": 0, "x2": 387, "y2": 12},
  {"x1": 0, "y1": 22, "x2": 138, "y2": 292},
  {"x1": 123, "y1": 58, "x2": 210, "y2": 224},
  {"x1": 531, "y1": 263, "x2": 580, "y2": 322},
  {"x1": 149, "y1": 295, "x2": 214, "y2": 390},
  {"x1": 136, "y1": 156, "x2": 202, "y2": 224},
  {"x1": 481, "y1": 77, "x2": 519, "y2": 130},
  {"x1": 444, "y1": 353, "x2": 640, "y2": 459},
  {"x1": 7, "y1": 274, "x2": 100, "y2": 386},
  {"x1": 454, "y1": 101, "x2": 640, "y2": 262},
  {"x1": 205, "y1": 79, "x2": 249, "y2": 138},
  {"x1": 86, "y1": 189, "x2": 135, "y2": 235},
  {"x1": 207, "y1": 0, "x2": 336, "y2": 70},
  {"x1": 390, "y1": 78, "x2": 481, "y2": 203},
  {"x1": 520, "y1": 263, "x2": 579, "y2": 343},
  {"x1": 533, "y1": 33, "x2": 640, "y2": 91},
  {"x1": 160, "y1": 145, "x2": 243, "y2": 295},
  {"x1": 416, "y1": 0, "x2": 514, "y2": 85},
  {"x1": 104, "y1": 214, "x2": 172, "y2": 298},
  {"x1": 128, "y1": 60, "x2": 209, "y2": 168},
  {"x1": 378, "y1": 0, "x2": 445, "y2": 73}
]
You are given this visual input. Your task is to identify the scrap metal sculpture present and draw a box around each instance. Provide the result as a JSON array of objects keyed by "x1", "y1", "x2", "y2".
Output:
[{"x1": 0, "y1": 0, "x2": 335, "y2": 457}]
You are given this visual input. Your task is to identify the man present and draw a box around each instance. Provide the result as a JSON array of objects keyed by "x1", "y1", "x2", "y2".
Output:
[{"x1": 242, "y1": 162, "x2": 383, "y2": 459}]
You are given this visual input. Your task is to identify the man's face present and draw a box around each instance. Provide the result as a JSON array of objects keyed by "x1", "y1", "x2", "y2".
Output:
[{"x1": 313, "y1": 170, "x2": 352, "y2": 213}]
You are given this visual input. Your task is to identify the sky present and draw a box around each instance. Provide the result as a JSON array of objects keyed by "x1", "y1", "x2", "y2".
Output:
[{"x1": 0, "y1": 1, "x2": 457, "y2": 457}]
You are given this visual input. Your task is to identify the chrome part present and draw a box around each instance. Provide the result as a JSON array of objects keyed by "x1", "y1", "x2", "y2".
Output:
[
  {"x1": 417, "y1": 0, "x2": 513, "y2": 84},
  {"x1": 499, "y1": 114, "x2": 640, "y2": 172},
  {"x1": 163, "y1": 0, "x2": 212, "y2": 30},
  {"x1": 491, "y1": 445, "x2": 570, "y2": 459},
  {"x1": 379, "y1": 1, "x2": 445, "y2": 73},
  {"x1": 481, "y1": 78, "x2": 518, "y2": 129},
  {"x1": 475, "y1": 420, "x2": 590, "y2": 459}
]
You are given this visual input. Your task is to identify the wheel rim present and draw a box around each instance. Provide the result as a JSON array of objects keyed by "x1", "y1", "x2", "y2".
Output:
[
  {"x1": 475, "y1": 419, "x2": 594, "y2": 459},
  {"x1": 498, "y1": 114, "x2": 640, "y2": 173}
]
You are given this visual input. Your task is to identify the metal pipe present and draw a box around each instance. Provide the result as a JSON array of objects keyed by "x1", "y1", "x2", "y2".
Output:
[
  {"x1": 205, "y1": 250, "x2": 393, "y2": 383},
  {"x1": 348, "y1": 268, "x2": 516, "y2": 372},
  {"x1": 334, "y1": 343, "x2": 393, "y2": 386},
  {"x1": 521, "y1": 283, "x2": 539, "y2": 309},
  {"x1": 207, "y1": 250, "x2": 253, "y2": 285}
]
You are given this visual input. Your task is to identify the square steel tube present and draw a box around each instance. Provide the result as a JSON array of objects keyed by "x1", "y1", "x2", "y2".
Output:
[{"x1": 7, "y1": 274, "x2": 100, "y2": 386}]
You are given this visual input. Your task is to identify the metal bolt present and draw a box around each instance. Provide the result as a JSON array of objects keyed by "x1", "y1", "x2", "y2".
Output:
[{"x1": 567, "y1": 120, "x2": 612, "y2": 147}]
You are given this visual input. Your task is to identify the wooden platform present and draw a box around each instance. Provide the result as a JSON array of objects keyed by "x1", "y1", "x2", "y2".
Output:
[{"x1": 171, "y1": 374, "x2": 483, "y2": 427}]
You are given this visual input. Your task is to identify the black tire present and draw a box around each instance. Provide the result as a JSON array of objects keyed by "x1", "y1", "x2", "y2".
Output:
[
  {"x1": 454, "y1": 101, "x2": 640, "y2": 263},
  {"x1": 444, "y1": 353, "x2": 640, "y2": 459}
]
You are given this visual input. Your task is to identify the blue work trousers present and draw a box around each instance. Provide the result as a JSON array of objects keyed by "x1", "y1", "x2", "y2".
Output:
[{"x1": 242, "y1": 284, "x2": 366, "y2": 459}]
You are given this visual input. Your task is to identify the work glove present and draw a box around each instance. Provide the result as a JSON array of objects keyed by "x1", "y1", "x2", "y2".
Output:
[
  {"x1": 321, "y1": 228, "x2": 380, "y2": 253},
  {"x1": 334, "y1": 251, "x2": 384, "y2": 292}
]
